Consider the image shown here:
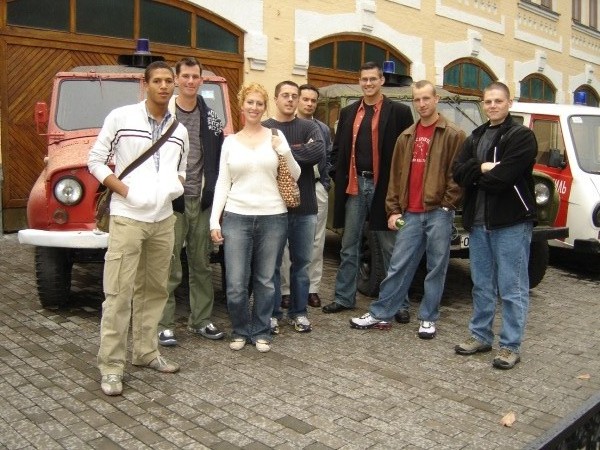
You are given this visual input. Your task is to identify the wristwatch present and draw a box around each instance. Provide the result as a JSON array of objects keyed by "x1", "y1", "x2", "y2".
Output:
[{"x1": 441, "y1": 206, "x2": 450, "y2": 212}]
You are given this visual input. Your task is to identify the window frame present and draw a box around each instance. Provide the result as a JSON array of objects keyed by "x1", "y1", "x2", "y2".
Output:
[
  {"x1": 442, "y1": 57, "x2": 496, "y2": 98},
  {"x1": 309, "y1": 35, "x2": 410, "y2": 85}
]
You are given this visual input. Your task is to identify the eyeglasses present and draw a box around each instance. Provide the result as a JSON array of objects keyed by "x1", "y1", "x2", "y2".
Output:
[
  {"x1": 360, "y1": 77, "x2": 381, "y2": 84},
  {"x1": 279, "y1": 93, "x2": 299, "y2": 100}
]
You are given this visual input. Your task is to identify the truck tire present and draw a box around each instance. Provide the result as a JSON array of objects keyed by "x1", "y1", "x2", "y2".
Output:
[
  {"x1": 357, "y1": 229, "x2": 386, "y2": 297},
  {"x1": 528, "y1": 241, "x2": 549, "y2": 289},
  {"x1": 35, "y1": 247, "x2": 73, "y2": 308}
]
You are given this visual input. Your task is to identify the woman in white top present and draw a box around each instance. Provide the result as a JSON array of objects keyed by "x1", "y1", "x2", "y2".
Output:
[{"x1": 210, "y1": 83, "x2": 300, "y2": 353}]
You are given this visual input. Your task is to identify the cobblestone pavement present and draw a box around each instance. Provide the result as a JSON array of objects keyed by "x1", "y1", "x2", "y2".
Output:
[{"x1": 1, "y1": 231, "x2": 599, "y2": 449}]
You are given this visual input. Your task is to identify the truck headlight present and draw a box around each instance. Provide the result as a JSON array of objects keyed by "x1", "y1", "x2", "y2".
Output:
[
  {"x1": 534, "y1": 182, "x2": 550, "y2": 206},
  {"x1": 54, "y1": 176, "x2": 84, "y2": 206}
]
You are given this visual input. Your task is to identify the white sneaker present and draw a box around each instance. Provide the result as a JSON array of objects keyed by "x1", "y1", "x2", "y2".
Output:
[
  {"x1": 349, "y1": 313, "x2": 391, "y2": 330},
  {"x1": 289, "y1": 315, "x2": 312, "y2": 333},
  {"x1": 418, "y1": 321, "x2": 436, "y2": 339},
  {"x1": 229, "y1": 338, "x2": 246, "y2": 351},
  {"x1": 256, "y1": 339, "x2": 271, "y2": 353}
]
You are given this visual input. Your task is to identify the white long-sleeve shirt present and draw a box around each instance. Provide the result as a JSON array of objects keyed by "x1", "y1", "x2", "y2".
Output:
[{"x1": 210, "y1": 130, "x2": 300, "y2": 230}]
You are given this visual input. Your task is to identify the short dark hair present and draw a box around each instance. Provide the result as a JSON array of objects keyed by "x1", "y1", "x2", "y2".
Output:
[
  {"x1": 299, "y1": 83, "x2": 320, "y2": 99},
  {"x1": 274, "y1": 80, "x2": 299, "y2": 98},
  {"x1": 144, "y1": 61, "x2": 173, "y2": 82},
  {"x1": 413, "y1": 80, "x2": 436, "y2": 96},
  {"x1": 359, "y1": 61, "x2": 383, "y2": 76},
  {"x1": 175, "y1": 57, "x2": 203, "y2": 75},
  {"x1": 484, "y1": 81, "x2": 510, "y2": 99}
]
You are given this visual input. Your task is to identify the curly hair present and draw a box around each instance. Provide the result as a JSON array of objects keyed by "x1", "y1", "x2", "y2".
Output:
[{"x1": 237, "y1": 82, "x2": 269, "y2": 111}]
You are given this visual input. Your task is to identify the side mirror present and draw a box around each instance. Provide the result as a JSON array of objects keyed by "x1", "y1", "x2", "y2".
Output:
[
  {"x1": 547, "y1": 148, "x2": 567, "y2": 169},
  {"x1": 34, "y1": 101, "x2": 49, "y2": 134}
]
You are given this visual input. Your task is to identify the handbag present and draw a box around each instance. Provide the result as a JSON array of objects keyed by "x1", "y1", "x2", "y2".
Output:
[
  {"x1": 272, "y1": 128, "x2": 301, "y2": 208},
  {"x1": 94, "y1": 119, "x2": 180, "y2": 232}
]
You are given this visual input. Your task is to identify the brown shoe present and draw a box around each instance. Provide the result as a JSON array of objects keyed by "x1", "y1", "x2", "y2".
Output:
[
  {"x1": 280, "y1": 294, "x2": 291, "y2": 309},
  {"x1": 308, "y1": 293, "x2": 321, "y2": 307}
]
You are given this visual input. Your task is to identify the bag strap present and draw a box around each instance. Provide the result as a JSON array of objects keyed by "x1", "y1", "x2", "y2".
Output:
[{"x1": 117, "y1": 118, "x2": 180, "y2": 180}]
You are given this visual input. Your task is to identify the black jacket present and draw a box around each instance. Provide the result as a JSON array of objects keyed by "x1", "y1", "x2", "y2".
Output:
[
  {"x1": 330, "y1": 96, "x2": 413, "y2": 230},
  {"x1": 173, "y1": 95, "x2": 224, "y2": 213},
  {"x1": 452, "y1": 114, "x2": 537, "y2": 231}
]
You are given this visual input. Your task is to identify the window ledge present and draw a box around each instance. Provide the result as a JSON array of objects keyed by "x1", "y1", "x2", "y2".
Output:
[
  {"x1": 572, "y1": 21, "x2": 600, "y2": 39},
  {"x1": 518, "y1": 1, "x2": 560, "y2": 21}
]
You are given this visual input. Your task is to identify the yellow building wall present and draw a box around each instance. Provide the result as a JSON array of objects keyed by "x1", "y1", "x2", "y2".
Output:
[{"x1": 203, "y1": 0, "x2": 599, "y2": 105}]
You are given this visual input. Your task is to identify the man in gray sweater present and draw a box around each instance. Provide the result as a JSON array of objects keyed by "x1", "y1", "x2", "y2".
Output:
[{"x1": 263, "y1": 80, "x2": 325, "y2": 334}]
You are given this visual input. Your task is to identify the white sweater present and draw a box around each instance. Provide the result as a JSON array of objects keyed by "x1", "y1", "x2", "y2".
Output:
[
  {"x1": 88, "y1": 101, "x2": 189, "y2": 223},
  {"x1": 210, "y1": 130, "x2": 300, "y2": 230}
]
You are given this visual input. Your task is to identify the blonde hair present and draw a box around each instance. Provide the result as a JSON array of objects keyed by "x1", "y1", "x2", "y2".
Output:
[{"x1": 237, "y1": 82, "x2": 269, "y2": 111}]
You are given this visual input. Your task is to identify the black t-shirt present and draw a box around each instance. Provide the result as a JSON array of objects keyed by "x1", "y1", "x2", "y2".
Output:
[{"x1": 355, "y1": 104, "x2": 374, "y2": 173}]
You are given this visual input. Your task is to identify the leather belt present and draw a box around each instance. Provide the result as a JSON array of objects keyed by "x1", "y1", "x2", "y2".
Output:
[{"x1": 358, "y1": 171, "x2": 374, "y2": 179}]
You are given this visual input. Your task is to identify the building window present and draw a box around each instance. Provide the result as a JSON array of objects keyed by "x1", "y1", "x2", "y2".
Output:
[
  {"x1": 443, "y1": 58, "x2": 495, "y2": 97},
  {"x1": 519, "y1": 74, "x2": 556, "y2": 103},
  {"x1": 6, "y1": 0, "x2": 241, "y2": 54},
  {"x1": 541, "y1": 0, "x2": 553, "y2": 9},
  {"x1": 574, "y1": 85, "x2": 600, "y2": 106},
  {"x1": 573, "y1": 0, "x2": 582, "y2": 22},
  {"x1": 76, "y1": 0, "x2": 134, "y2": 39},
  {"x1": 7, "y1": 0, "x2": 69, "y2": 31},
  {"x1": 591, "y1": 0, "x2": 598, "y2": 28},
  {"x1": 310, "y1": 37, "x2": 409, "y2": 76},
  {"x1": 140, "y1": 0, "x2": 190, "y2": 47},
  {"x1": 196, "y1": 17, "x2": 238, "y2": 54}
]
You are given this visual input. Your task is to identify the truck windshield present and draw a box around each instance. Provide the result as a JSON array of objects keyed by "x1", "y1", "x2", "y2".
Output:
[
  {"x1": 56, "y1": 79, "x2": 229, "y2": 131},
  {"x1": 346, "y1": 98, "x2": 483, "y2": 135},
  {"x1": 56, "y1": 79, "x2": 142, "y2": 131},
  {"x1": 569, "y1": 115, "x2": 600, "y2": 174}
]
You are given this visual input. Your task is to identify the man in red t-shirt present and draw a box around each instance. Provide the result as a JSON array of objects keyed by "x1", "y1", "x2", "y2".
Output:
[{"x1": 350, "y1": 80, "x2": 465, "y2": 339}]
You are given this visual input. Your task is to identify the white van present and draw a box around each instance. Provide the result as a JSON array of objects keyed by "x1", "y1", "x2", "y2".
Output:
[{"x1": 510, "y1": 103, "x2": 600, "y2": 257}]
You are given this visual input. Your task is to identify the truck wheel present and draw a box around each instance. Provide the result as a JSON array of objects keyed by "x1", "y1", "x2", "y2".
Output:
[
  {"x1": 528, "y1": 241, "x2": 549, "y2": 289},
  {"x1": 357, "y1": 229, "x2": 386, "y2": 297},
  {"x1": 35, "y1": 247, "x2": 73, "y2": 308}
]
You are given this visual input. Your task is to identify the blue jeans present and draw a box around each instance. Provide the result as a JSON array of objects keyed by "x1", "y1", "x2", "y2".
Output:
[
  {"x1": 222, "y1": 212, "x2": 287, "y2": 343},
  {"x1": 468, "y1": 222, "x2": 533, "y2": 353},
  {"x1": 273, "y1": 213, "x2": 317, "y2": 319},
  {"x1": 370, "y1": 209, "x2": 454, "y2": 322},
  {"x1": 334, "y1": 176, "x2": 395, "y2": 308}
]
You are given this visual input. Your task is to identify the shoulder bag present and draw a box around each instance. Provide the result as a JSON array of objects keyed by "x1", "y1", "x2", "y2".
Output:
[
  {"x1": 94, "y1": 119, "x2": 180, "y2": 232},
  {"x1": 272, "y1": 128, "x2": 301, "y2": 208}
]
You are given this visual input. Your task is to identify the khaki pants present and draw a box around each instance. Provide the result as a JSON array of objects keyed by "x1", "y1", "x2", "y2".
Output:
[{"x1": 97, "y1": 214, "x2": 176, "y2": 376}]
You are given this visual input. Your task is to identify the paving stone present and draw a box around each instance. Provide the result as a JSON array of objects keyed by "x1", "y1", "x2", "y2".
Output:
[{"x1": 1, "y1": 233, "x2": 599, "y2": 449}]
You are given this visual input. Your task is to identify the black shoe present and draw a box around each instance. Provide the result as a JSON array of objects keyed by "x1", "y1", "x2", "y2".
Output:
[
  {"x1": 394, "y1": 309, "x2": 410, "y2": 324},
  {"x1": 308, "y1": 293, "x2": 322, "y2": 308},
  {"x1": 281, "y1": 295, "x2": 291, "y2": 309},
  {"x1": 322, "y1": 302, "x2": 354, "y2": 313}
]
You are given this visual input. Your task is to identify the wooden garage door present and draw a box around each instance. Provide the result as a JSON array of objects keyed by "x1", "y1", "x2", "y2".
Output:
[{"x1": 1, "y1": 33, "x2": 242, "y2": 231}]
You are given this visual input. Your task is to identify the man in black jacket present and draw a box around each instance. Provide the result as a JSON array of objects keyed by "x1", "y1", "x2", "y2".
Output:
[
  {"x1": 158, "y1": 57, "x2": 225, "y2": 346},
  {"x1": 322, "y1": 61, "x2": 414, "y2": 314},
  {"x1": 452, "y1": 81, "x2": 537, "y2": 370}
]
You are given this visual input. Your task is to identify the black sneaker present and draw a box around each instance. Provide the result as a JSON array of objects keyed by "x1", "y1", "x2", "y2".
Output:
[
  {"x1": 158, "y1": 329, "x2": 177, "y2": 347},
  {"x1": 188, "y1": 323, "x2": 225, "y2": 340},
  {"x1": 394, "y1": 309, "x2": 410, "y2": 324}
]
